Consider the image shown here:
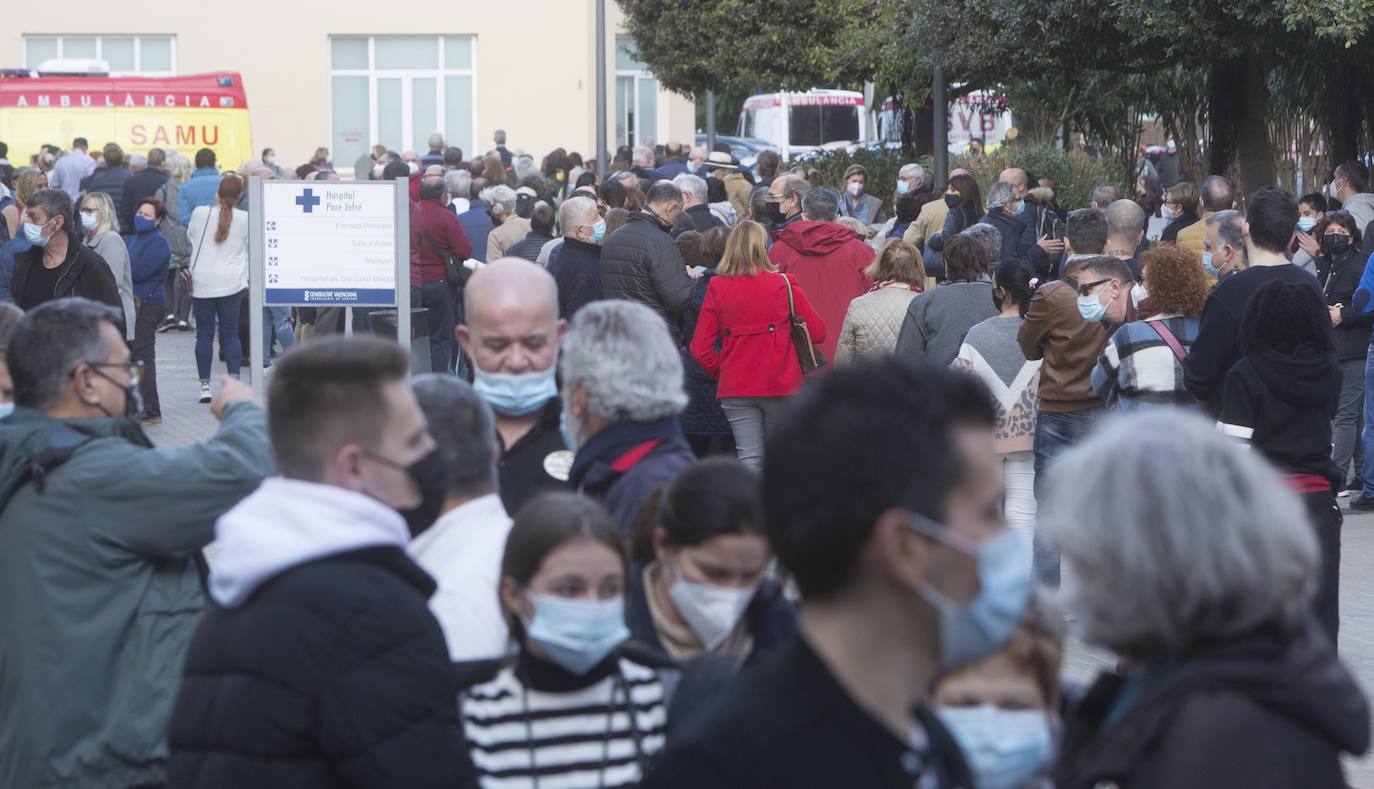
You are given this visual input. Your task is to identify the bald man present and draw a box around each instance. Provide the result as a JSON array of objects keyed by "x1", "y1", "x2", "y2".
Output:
[
  {"x1": 1000, "y1": 166, "x2": 1064, "y2": 266},
  {"x1": 903, "y1": 168, "x2": 971, "y2": 254},
  {"x1": 457, "y1": 257, "x2": 572, "y2": 513}
]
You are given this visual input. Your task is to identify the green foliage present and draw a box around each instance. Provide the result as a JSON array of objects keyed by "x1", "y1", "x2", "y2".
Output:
[{"x1": 800, "y1": 146, "x2": 1126, "y2": 214}]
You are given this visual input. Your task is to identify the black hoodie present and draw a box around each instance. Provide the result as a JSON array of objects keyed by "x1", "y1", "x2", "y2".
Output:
[
  {"x1": 1054, "y1": 622, "x2": 1370, "y2": 789},
  {"x1": 1218, "y1": 346, "x2": 1342, "y2": 484}
]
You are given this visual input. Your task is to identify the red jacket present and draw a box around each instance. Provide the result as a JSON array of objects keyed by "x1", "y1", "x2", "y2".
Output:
[
  {"x1": 691, "y1": 271, "x2": 826, "y2": 398},
  {"x1": 768, "y1": 221, "x2": 874, "y2": 361},
  {"x1": 409, "y1": 199, "x2": 472, "y2": 286}
]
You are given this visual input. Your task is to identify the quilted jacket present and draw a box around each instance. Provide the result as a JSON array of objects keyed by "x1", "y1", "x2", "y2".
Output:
[
  {"x1": 601, "y1": 212, "x2": 695, "y2": 342},
  {"x1": 835, "y1": 284, "x2": 921, "y2": 364}
]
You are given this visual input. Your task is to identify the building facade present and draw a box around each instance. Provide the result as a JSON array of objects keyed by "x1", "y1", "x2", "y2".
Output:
[{"x1": 0, "y1": 1, "x2": 694, "y2": 171}]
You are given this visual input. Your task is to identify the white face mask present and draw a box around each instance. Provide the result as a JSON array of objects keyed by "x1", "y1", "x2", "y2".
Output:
[
  {"x1": 406, "y1": 161, "x2": 419, "y2": 175},
  {"x1": 1130, "y1": 282, "x2": 1148, "y2": 308},
  {"x1": 665, "y1": 558, "x2": 758, "y2": 651},
  {"x1": 371, "y1": 164, "x2": 385, "y2": 179},
  {"x1": 846, "y1": 181, "x2": 864, "y2": 197}
]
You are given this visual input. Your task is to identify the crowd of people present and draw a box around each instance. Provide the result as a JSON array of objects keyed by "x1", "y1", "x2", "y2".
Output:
[{"x1": 0, "y1": 129, "x2": 1372, "y2": 788}]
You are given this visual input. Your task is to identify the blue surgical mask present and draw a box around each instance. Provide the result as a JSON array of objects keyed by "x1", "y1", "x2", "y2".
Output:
[
  {"x1": 471, "y1": 364, "x2": 556, "y2": 417},
  {"x1": 134, "y1": 215, "x2": 156, "y2": 234},
  {"x1": 1076, "y1": 291, "x2": 1107, "y2": 323},
  {"x1": 896, "y1": 180, "x2": 912, "y2": 196},
  {"x1": 524, "y1": 594, "x2": 629, "y2": 675},
  {"x1": 1014, "y1": 199, "x2": 1026, "y2": 215},
  {"x1": 560, "y1": 401, "x2": 581, "y2": 451},
  {"x1": 590, "y1": 218, "x2": 606, "y2": 244},
  {"x1": 0, "y1": 402, "x2": 13, "y2": 420},
  {"x1": 1202, "y1": 250, "x2": 1221, "y2": 278},
  {"x1": 910, "y1": 518, "x2": 1030, "y2": 669},
  {"x1": 937, "y1": 705, "x2": 1054, "y2": 789},
  {"x1": 80, "y1": 211, "x2": 99, "y2": 232},
  {"x1": 1297, "y1": 217, "x2": 1319, "y2": 233},
  {"x1": 22, "y1": 219, "x2": 53, "y2": 247},
  {"x1": 686, "y1": 161, "x2": 697, "y2": 174}
]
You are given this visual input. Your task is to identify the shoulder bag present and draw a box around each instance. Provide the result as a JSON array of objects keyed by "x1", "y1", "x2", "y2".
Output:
[
  {"x1": 180, "y1": 208, "x2": 213, "y2": 296},
  {"x1": 779, "y1": 272, "x2": 826, "y2": 374},
  {"x1": 422, "y1": 232, "x2": 471, "y2": 288}
]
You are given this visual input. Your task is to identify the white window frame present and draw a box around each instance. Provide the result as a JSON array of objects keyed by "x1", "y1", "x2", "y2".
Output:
[
  {"x1": 614, "y1": 40, "x2": 659, "y2": 148},
  {"x1": 22, "y1": 35, "x2": 177, "y2": 76},
  {"x1": 328, "y1": 35, "x2": 478, "y2": 163}
]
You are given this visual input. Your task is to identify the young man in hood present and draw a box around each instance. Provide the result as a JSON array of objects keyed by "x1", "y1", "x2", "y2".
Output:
[
  {"x1": 767, "y1": 186, "x2": 875, "y2": 362},
  {"x1": 169, "y1": 336, "x2": 480, "y2": 788}
]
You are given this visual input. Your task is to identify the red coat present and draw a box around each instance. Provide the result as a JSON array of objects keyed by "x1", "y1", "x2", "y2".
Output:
[
  {"x1": 768, "y1": 221, "x2": 874, "y2": 362},
  {"x1": 690, "y1": 271, "x2": 826, "y2": 398}
]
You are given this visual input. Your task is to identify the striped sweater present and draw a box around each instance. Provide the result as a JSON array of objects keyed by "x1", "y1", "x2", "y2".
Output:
[{"x1": 462, "y1": 651, "x2": 669, "y2": 789}]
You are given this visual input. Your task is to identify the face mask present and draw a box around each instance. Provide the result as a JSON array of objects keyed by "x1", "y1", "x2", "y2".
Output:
[
  {"x1": 1160, "y1": 205, "x2": 1174, "y2": 221},
  {"x1": 1323, "y1": 234, "x2": 1352, "y2": 256},
  {"x1": 937, "y1": 705, "x2": 1053, "y2": 789},
  {"x1": 686, "y1": 161, "x2": 697, "y2": 174},
  {"x1": 1130, "y1": 282, "x2": 1148, "y2": 308},
  {"x1": 1328, "y1": 181, "x2": 1341, "y2": 200},
  {"x1": 666, "y1": 559, "x2": 758, "y2": 651},
  {"x1": 765, "y1": 201, "x2": 788, "y2": 224},
  {"x1": 847, "y1": 181, "x2": 864, "y2": 197},
  {"x1": 406, "y1": 162, "x2": 419, "y2": 175},
  {"x1": 265, "y1": 155, "x2": 276, "y2": 165},
  {"x1": 1202, "y1": 250, "x2": 1221, "y2": 278},
  {"x1": 560, "y1": 401, "x2": 581, "y2": 451},
  {"x1": 1076, "y1": 290, "x2": 1107, "y2": 323},
  {"x1": 89, "y1": 367, "x2": 144, "y2": 420},
  {"x1": 945, "y1": 194, "x2": 960, "y2": 209},
  {"x1": 910, "y1": 517, "x2": 1030, "y2": 669},
  {"x1": 398, "y1": 448, "x2": 447, "y2": 537},
  {"x1": 80, "y1": 211, "x2": 99, "y2": 232},
  {"x1": 0, "y1": 402, "x2": 12, "y2": 420},
  {"x1": 1014, "y1": 199, "x2": 1026, "y2": 215},
  {"x1": 371, "y1": 164, "x2": 385, "y2": 179},
  {"x1": 134, "y1": 215, "x2": 156, "y2": 234},
  {"x1": 524, "y1": 594, "x2": 629, "y2": 675},
  {"x1": 590, "y1": 218, "x2": 606, "y2": 244},
  {"x1": 23, "y1": 219, "x2": 53, "y2": 246},
  {"x1": 896, "y1": 181, "x2": 912, "y2": 196},
  {"x1": 1297, "y1": 217, "x2": 1319, "y2": 233},
  {"x1": 472, "y1": 364, "x2": 557, "y2": 417}
]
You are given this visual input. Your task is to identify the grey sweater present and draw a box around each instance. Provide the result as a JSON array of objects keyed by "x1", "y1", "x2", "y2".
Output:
[{"x1": 894, "y1": 280, "x2": 998, "y2": 367}]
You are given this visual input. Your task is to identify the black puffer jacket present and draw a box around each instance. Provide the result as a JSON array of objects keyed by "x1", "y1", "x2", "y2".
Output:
[
  {"x1": 80, "y1": 166, "x2": 133, "y2": 223},
  {"x1": 1315, "y1": 249, "x2": 1372, "y2": 361},
  {"x1": 600, "y1": 212, "x2": 694, "y2": 342},
  {"x1": 1054, "y1": 621, "x2": 1369, "y2": 789},
  {"x1": 168, "y1": 545, "x2": 479, "y2": 789}
]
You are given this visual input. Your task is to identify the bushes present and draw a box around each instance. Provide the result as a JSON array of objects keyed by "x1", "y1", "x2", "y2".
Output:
[{"x1": 798, "y1": 145, "x2": 1127, "y2": 214}]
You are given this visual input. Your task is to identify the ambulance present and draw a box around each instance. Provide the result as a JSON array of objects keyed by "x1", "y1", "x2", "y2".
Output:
[
  {"x1": 735, "y1": 89, "x2": 869, "y2": 161},
  {"x1": 0, "y1": 64, "x2": 253, "y2": 167}
]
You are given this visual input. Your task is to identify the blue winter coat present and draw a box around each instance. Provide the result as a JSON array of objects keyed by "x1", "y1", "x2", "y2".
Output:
[{"x1": 126, "y1": 226, "x2": 171, "y2": 305}]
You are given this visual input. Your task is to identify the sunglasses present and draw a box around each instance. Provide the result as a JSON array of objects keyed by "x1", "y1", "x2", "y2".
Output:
[{"x1": 1076, "y1": 278, "x2": 1114, "y2": 297}]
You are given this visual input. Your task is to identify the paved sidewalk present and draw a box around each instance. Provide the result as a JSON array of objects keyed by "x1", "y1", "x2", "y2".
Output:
[{"x1": 143, "y1": 328, "x2": 1374, "y2": 787}]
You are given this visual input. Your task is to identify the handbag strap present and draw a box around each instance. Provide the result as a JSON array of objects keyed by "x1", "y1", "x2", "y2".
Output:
[
  {"x1": 188, "y1": 208, "x2": 213, "y2": 274},
  {"x1": 1145, "y1": 319, "x2": 1188, "y2": 362},
  {"x1": 777, "y1": 271, "x2": 797, "y2": 319}
]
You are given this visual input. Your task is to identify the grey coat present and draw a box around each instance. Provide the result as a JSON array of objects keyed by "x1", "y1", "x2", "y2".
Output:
[
  {"x1": 88, "y1": 229, "x2": 137, "y2": 339},
  {"x1": 0, "y1": 403, "x2": 272, "y2": 789},
  {"x1": 893, "y1": 279, "x2": 998, "y2": 367}
]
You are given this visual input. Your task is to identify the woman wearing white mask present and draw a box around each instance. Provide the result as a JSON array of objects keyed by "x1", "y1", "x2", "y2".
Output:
[
  {"x1": 836, "y1": 164, "x2": 885, "y2": 227},
  {"x1": 460, "y1": 492, "x2": 670, "y2": 788},
  {"x1": 79, "y1": 192, "x2": 137, "y2": 341},
  {"x1": 932, "y1": 596, "x2": 1063, "y2": 789},
  {"x1": 626, "y1": 457, "x2": 795, "y2": 664}
]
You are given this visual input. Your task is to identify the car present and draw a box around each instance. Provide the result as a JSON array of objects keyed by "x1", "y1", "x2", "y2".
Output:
[{"x1": 694, "y1": 133, "x2": 777, "y2": 171}]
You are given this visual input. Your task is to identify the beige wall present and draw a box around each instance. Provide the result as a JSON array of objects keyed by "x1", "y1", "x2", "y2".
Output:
[{"x1": 0, "y1": 0, "x2": 694, "y2": 169}]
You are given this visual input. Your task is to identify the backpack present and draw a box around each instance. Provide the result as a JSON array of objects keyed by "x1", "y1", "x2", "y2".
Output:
[{"x1": 156, "y1": 182, "x2": 193, "y2": 258}]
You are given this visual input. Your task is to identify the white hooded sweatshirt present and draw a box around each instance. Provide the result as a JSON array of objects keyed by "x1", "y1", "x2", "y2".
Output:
[{"x1": 210, "y1": 477, "x2": 410, "y2": 608}]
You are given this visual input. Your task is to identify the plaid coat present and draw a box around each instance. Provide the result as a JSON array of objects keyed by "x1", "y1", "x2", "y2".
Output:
[{"x1": 1093, "y1": 315, "x2": 1203, "y2": 411}]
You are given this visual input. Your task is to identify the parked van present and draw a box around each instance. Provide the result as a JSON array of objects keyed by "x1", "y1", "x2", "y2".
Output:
[{"x1": 736, "y1": 89, "x2": 869, "y2": 161}]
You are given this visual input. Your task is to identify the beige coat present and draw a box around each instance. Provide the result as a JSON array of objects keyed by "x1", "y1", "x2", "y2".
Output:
[
  {"x1": 487, "y1": 215, "x2": 531, "y2": 260},
  {"x1": 835, "y1": 284, "x2": 921, "y2": 363},
  {"x1": 723, "y1": 173, "x2": 753, "y2": 222},
  {"x1": 903, "y1": 197, "x2": 950, "y2": 250}
]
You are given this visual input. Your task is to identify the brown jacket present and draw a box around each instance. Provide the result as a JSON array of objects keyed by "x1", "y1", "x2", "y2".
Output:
[
  {"x1": 723, "y1": 173, "x2": 753, "y2": 221},
  {"x1": 1017, "y1": 279, "x2": 1111, "y2": 412}
]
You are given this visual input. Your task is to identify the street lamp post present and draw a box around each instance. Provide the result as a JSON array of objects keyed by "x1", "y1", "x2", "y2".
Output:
[
  {"x1": 595, "y1": 0, "x2": 607, "y2": 178},
  {"x1": 706, "y1": 90, "x2": 717, "y2": 152},
  {"x1": 932, "y1": 50, "x2": 948, "y2": 186}
]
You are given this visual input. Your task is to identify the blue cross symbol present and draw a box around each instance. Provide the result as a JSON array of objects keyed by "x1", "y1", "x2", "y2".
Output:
[{"x1": 295, "y1": 188, "x2": 321, "y2": 213}]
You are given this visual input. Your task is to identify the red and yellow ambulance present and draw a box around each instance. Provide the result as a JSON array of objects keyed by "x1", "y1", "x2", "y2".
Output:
[{"x1": 0, "y1": 71, "x2": 253, "y2": 166}]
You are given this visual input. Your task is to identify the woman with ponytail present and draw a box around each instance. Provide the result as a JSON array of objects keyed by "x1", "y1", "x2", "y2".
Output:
[{"x1": 187, "y1": 173, "x2": 248, "y2": 403}]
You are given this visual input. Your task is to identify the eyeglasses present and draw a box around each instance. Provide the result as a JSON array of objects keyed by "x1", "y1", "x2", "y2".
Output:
[
  {"x1": 1076, "y1": 278, "x2": 1113, "y2": 297},
  {"x1": 85, "y1": 359, "x2": 143, "y2": 386}
]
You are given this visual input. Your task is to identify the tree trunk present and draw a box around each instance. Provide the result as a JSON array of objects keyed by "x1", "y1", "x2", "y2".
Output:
[
  {"x1": 1323, "y1": 61, "x2": 1360, "y2": 166},
  {"x1": 1234, "y1": 57, "x2": 1275, "y2": 195},
  {"x1": 1207, "y1": 62, "x2": 1239, "y2": 180},
  {"x1": 912, "y1": 91, "x2": 935, "y2": 159}
]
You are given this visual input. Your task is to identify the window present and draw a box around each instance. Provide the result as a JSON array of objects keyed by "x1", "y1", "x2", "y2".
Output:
[
  {"x1": 615, "y1": 37, "x2": 659, "y2": 148},
  {"x1": 329, "y1": 35, "x2": 476, "y2": 175},
  {"x1": 788, "y1": 105, "x2": 860, "y2": 148},
  {"x1": 23, "y1": 35, "x2": 176, "y2": 75}
]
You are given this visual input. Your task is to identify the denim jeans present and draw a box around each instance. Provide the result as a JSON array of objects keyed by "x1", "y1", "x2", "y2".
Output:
[
  {"x1": 719, "y1": 396, "x2": 793, "y2": 470},
  {"x1": 263, "y1": 307, "x2": 295, "y2": 361},
  {"x1": 1362, "y1": 340, "x2": 1374, "y2": 495},
  {"x1": 1032, "y1": 407, "x2": 1104, "y2": 586},
  {"x1": 412, "y1": 280, "x2": 454, "y2": 374},
  {"x1": 193, "y1": 293, "x2": 242, "y2": 381},
  {"x1": 1332, "y1": 356, "x2": 1365, "y2": 485}
]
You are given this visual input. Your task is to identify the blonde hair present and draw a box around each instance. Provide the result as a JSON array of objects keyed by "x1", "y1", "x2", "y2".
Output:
[
  {"x1": 837, "y1": 216, "x2": 871, "y2": 238},
  {"x1": 80, "y1": 191, "x2": 120, "y2": 235},
  {"x1": 15, "y1": 170, "x2": 47, "y2": 207},
  {"x1": 866, "y1": 240, "x2": 925, "y2": 285},
  {"x1": 717, "y1": 221, "x2": 777, "y2": 277}
]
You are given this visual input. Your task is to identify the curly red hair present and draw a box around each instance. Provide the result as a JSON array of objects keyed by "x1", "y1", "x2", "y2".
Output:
[{"x1": 1142, "y1": 244, "x2": 1209, "y2": 317}]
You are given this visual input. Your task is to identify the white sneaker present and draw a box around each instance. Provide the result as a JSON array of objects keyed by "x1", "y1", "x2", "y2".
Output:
[
  {"x1": 1337, "y1": 489, "x2": 1351, "y2": 498},
  {"x1": 199, "y1": 382, "x2": 212, "y2": 404}
]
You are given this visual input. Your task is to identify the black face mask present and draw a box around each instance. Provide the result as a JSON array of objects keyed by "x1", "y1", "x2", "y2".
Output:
[
  {"x1": 1323, "y1": 234, "x2": 1352, "y2": 256},
  {"x1": 765, "y1": 201, "x2": 788, "y2": 224},
  {"x1": 398, "y1": 449, "x2": 447, "y2": 538},
  {"x1": 945, "y1": 194, "x2": 960, "y2": 209},
  {"x1": 88, "y1": 367, "x2": 144, "y2": 421}
]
